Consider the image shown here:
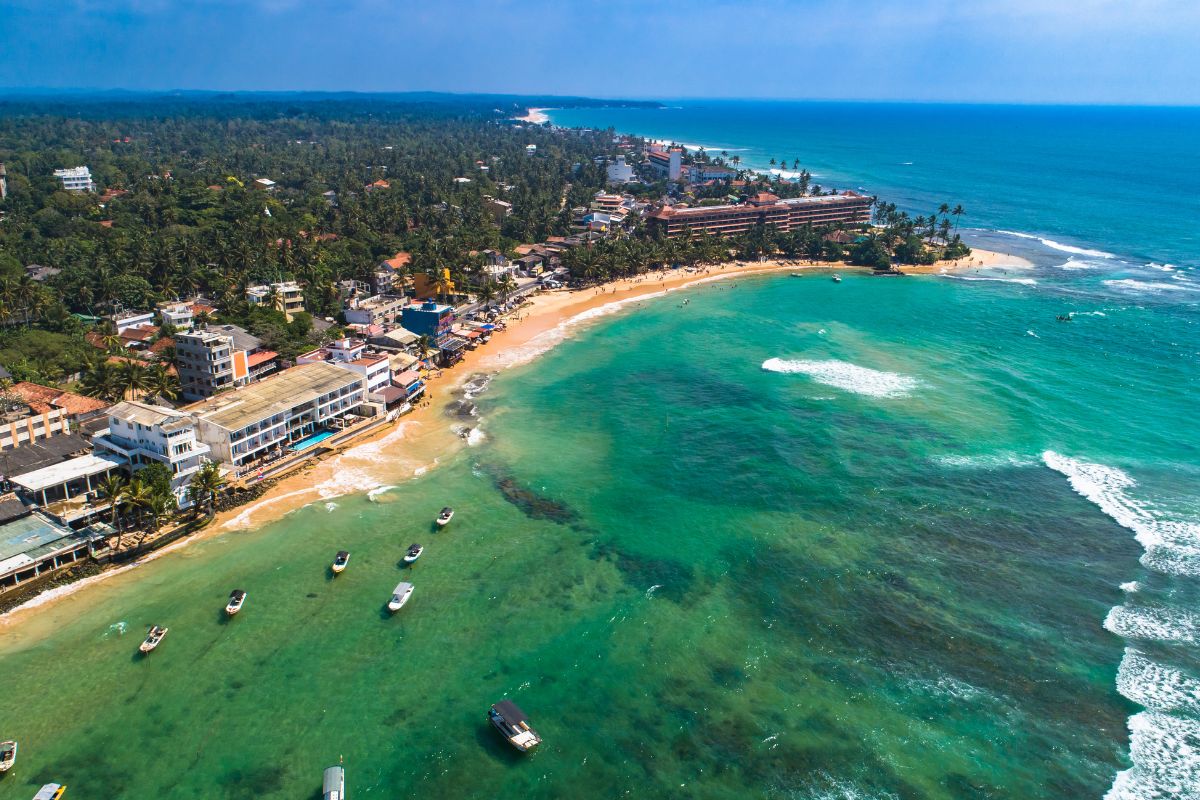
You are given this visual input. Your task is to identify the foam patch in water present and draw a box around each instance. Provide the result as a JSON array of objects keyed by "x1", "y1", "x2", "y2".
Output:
[
  {"x1": 762, "y1": 358, "x2": 921, "y2": 398},
  {"x1": 1116, "y1": 649, "x2": 1200, "y2": 714},
  {"x1": 1104, "y1": 606, "x2": 1200, "y2": 644},
  {"x1": 1104, "y1": 279, "x2": 1198, "y2": 294},
  {"x1": 1105, "y1": 712, "x2": 1200, "y2": 800}
]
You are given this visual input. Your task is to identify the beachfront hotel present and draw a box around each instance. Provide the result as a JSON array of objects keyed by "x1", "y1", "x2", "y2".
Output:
[
  {"x1": 645, "y1": 191, "x2": 872, "y2": 238},
  {"x1": 188, "y1": 362, "x2": 368, "y2": 470}
]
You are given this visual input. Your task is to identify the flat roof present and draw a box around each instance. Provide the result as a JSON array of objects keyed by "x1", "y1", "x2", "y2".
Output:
[
  {"x1": 0, "y1": 434, "x2": 93, "y2": 481},
  {"x1": 107, "y1": 400, "x2": 192, "y2": 431},
  {"x1": 11, "y1": 454, "x2": 124, "y2": 493},
  {"x1": 189, "y1": 362, "x2": 364, "y2": 432}
]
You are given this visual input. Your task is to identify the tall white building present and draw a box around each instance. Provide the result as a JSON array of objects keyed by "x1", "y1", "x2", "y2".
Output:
[
  {"x1": 246, "y1": 281, "x2": 305, "y2": 321},
  {"x1": 53, "y1": 166, "x2": 95, "y2": 193},
  {"x1": 606, "y1": 156, "x2": 636, "y2": 185},
  {"x1": 92, "y1": 401, "x2": 212, "y2": 508}
]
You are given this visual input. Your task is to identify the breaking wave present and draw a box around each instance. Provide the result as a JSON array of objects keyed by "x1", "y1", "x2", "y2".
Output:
[
  {"x1": 1045, "y1": 451, "x2": 1200, "y2": 798},
  {"x1": 1103, "y1": 279, "x2": 1198, "y2": 294},
  {"x1": 945, "y1": 275, "x2": 1038, "y2": 286},
  {"x1": 761, "y1": 358, "x2": 921, "y2": 398},
  {"x1": 996, "y1": 230, "x2": 1116, "y2": 259}
]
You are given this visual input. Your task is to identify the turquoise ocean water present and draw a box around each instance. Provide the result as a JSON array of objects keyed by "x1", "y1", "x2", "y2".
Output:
[{"x1": 0, "y1": 103, "x2": 1197, "y2": 798}]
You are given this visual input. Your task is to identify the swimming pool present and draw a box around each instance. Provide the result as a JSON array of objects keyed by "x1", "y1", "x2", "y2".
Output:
[{"x1": 290, "y1": 429, "x2": 337, "y2": 452}]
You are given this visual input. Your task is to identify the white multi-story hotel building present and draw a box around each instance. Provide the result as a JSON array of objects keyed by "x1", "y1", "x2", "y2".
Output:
[
  {"x1": 189, "y1": 363, "x2": 367, "y2": 469},
  {"x1": 92, "y1": 401, "x2": 211, "y2": 508},
  {"x1": 53, "y1": 166, "x2": 96, "y2": 192}
]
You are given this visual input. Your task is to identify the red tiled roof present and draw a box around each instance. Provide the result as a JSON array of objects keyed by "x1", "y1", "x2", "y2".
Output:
[
  {"x1": 383, "y1": 251, "x2": 411, "y2": 270},
  {"x1": 9, "y1": 382, "x2": 110, "y2": 416},
  {"x1": 120, "y1": 325, "x2": 157, "y2": 343},
  {"x1": 246, "y1": 350, "x2": 278, "y2": 368}
]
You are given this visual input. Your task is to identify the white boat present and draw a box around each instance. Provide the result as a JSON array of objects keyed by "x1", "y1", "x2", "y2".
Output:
[
  {"x1": 832, "y1": 274, "x2": 842, "y2": 282},
  {"x1": 331, "y1": 551, "x2": 350, "y2": 574},
  {"x1": 0, "y1": 740, "x2": 16, "y2": 773},
  {"x1": 403, "y1": 544, "x2": 423, "y2": 563},
  {"x1": 488, "y1": 700, "x2": 542, "y2": 752},
  {"x1": 436, "y1": 507, "x2": 454, "y2": 527},
  {"x1": 139, "y1": 625, "x2": 168, "y2": 654},
  {"x1": 322, "y1": 765, "x2": 345, "y2": 800},
  {"x1": 225, "y1": 590, "x2": 247, "y2": 616},
  {"x1": 32, "y1": 784, "x2": 66, "y2": 800},
  {"x1": 387, "y1": 582, "x2": 414, "y2": 613}
]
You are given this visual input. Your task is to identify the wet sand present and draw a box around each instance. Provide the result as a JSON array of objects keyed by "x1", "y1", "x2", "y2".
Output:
[{"x1": 0, "y1": 248, "x2": 1028, "y2": 628}]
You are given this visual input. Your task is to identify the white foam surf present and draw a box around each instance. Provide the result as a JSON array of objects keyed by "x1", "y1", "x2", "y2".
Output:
[
  {"x1": 1041, "y1": 452, "x2": 1200, "y2": 577},
  {"x1": 1105, "y1": 606, "x2": 1200, "y2": 643},
  {"x1": 931, "y1": 452, "x2": 1036, "y2": 469},
  {"x1": 761, "y1": 358, "x2": 921, "y2": 398},
  {"x1": 996, "y1": 230, "x2": 1116, "y2": 259},
  {"x1": 945, "y1": 275, "x2": 1038, "y2": 286},
  {"x1": 1103, "y1": 279, "x2": 1198, "y2": 294},
  {"x1": 1105, "y1": 712, "x2": 1200, "y2": 800},
  {"x1": 1116, "y1": 649, "x2": 1200, "y2": 714},
  {"x1": 466, "y1": 428, "x2": 486, "y2": 447}
]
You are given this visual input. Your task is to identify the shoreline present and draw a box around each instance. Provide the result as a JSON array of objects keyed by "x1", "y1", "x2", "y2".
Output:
[
  {"x1": 514, "y1": 107, "x2": 552, "y2": 124},
  {"x1": 0, "y1": 249, "x2": 1030, "y2": 630}
]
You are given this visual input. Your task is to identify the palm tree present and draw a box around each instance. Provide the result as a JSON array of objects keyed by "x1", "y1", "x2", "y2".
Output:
[
  {"x1": 414, "y1": 335, "x2": 434, "y2": 366},
  {"x1": 145, "y1": 364, "x2": 180, "y2": 402},
  {"x1": 139, "y1": 493, "x2": 174, "y2": 547},
  {"x1": 951, "y1": 204, "x2": 965, "y2": 236},
  {"x1": 97, "y1": 474, "x2": 128, "y2": 549},
  {"x1": 188, "y1": 461, "x2": 226, "y2": 518},
  {"x1": 121, "y1": 479, "x2": 151, "y2": 533},
  {"x1": 118, "y1": 360, "x2": 151, "y2": 400}
]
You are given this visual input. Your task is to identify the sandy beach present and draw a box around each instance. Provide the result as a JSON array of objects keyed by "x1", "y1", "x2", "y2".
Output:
[
  {"x1": 0, "y1": 248, "x2": 1030, "y2": 628},
  {"x1": 515, "y1": 107, "x2": 552, "y2": 124}
]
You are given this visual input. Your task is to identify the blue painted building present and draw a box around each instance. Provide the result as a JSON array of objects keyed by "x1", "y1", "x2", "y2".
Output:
[{"x1": 400, "y1": 301, "x2": 455, "y2": 346}]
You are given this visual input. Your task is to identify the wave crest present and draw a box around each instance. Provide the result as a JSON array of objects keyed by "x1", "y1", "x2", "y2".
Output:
[{"x1": 762, "y1": 358, "x2": 921, "y2": 398}]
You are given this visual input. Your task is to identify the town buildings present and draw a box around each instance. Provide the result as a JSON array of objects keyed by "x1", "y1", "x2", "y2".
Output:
[
  {"x1": 53, "y1": 166, "x2": 95, "y2": 193},
  {"x1": 606, "y1": 155, "x2": 636, "y2": 185},
  {"x1": 0, "y1": 504, "x2": 111, "y2": 594},
  {"x1": 343, "y1": 294, "x2": 408, "y2": 327},
  {"x1": 175, "y1": 329, "x2": 251, "y2": 401},
  {"x1": 296, "y1": 338, "x2": 392, "y2": 395},
  {"x1": 645, "y1": 191, "x2": 873, "y2": 238},
  {"x1": 400, "y1": 301, "x2": 455, "y2": 346},
  {"x1": 647, "y1": 149, "x2": 682, "y2": 181},
  {"x1": 92, "y1": 401, "x2": 210, "y2": 508},
  {"x1": 485, "y1": 198, "x2": 513, "y2": 226},
  {"x1": 156, "y1": 301, "x2": 194, "y2": 331},
  {"x1": 189, "y1": 363, "x2": 368, "y2": 470},
  {"x1": 246, "y1": 281, "x2": 305, "y2": 321}
]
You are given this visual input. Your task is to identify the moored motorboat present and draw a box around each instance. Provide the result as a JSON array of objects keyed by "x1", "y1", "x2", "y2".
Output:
[
  {"x1": 403, "y1": 544, "x2": 423, "y2": 564},
  {"x1": 225, "y1": 589, "x2": 247, "y2": 616},
  {"x1": 322, "y1": 765, "x2": 345, "y2": 800},
  {"x1": 32, "y1": 784, "x2": 66, "y2": 800},
  {"x1": 488, "y1": 700, "x2": 542, "y2": 752},
  {"x1": 436, "y1": 507, "x2": 454, "y2": 527},
  {"x1": 0, "y1": 740, "x2": 16, "y2": 773},
  {"x1": 139, "y1": 625, "x2": 168, "y2": 654},
  {"x1": 832, "y1": 274, "x2": 842, "y2": 282},
  {"x1": 331, "y1": 551, "x2": 350, "y2": 574},
  {"x1": 387, "y1": 582, "x2": 414, "y2": 612}
]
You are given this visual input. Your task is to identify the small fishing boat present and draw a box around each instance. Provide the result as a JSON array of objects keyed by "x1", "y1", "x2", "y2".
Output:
[
  {"x1": 139, "y1": 625, "x2": 168, "y2": 654},
  {"x1": 322, "y1": 765, "x2": 345, "y2": 800},
  {"x1": 225, "y1": 590, "x2": 247, "y2": 616},
  {"x1": 32, "y1": 784, "x2": 66, "y2": 800},
  {"x1": 403, "y1": 544, "x2": 424, "y2": 563},
  {"x1": 790, "y1": 272, "x2": 803, "y2": 277},
  {"x1": 387, "y1": 582, "x2": 414, "y2": 613},
  {"x1": 436, "y1": 507, "x2": 454, "y2": 527},
  {"x1": 331, "y1": 551, "x2": 350, "y2": 574},
  {"x1": 0, "y1": 740, "x2": 16, "y2": 773},
  {"x1": 832, "y1": 274, "x2": 842, "y2": 283},
  {"x1": 488, "y1": 700, "x2": 542, "y2": 752},
  {"x1": 1056, "y1": 313, "x2": 1073, "y2": 322}
]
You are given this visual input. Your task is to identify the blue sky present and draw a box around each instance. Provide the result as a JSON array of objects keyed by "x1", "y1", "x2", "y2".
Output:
[{"x1": 1, "y1": 0, "x2": 1196, "y2": 104}]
